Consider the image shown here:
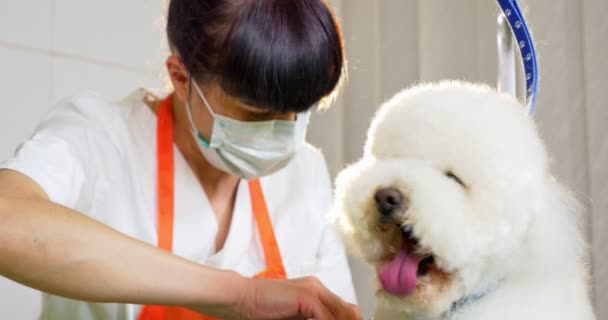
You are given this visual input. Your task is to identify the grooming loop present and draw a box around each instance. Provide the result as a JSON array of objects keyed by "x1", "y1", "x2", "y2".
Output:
[{"x1": 496, "y1": 0, "x2": 539, "y2": 114}]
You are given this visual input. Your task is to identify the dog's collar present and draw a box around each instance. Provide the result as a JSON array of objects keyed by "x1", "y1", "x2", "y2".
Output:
[{"x1": 448, "y1": 284, "x2": 500, "y2": 316}]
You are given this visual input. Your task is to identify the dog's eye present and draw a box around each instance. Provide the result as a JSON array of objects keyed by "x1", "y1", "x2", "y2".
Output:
[{"x1": 444, "y1": 170, "x2": 466, "y2": 188}]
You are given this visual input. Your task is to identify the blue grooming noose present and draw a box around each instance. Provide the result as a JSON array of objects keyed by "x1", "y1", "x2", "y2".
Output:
[{"x1": 496, "y1": 0, "x2": 539, "y2": 114}]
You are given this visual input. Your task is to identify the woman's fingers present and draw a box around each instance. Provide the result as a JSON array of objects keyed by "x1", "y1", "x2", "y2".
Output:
[
  {"x1": 349, "y1": 303, "x2": 363, "y2": 320},
  {"x1": 295, "y1": 294, "x2": 334, "y2": 320},
  {"x1": 296, "y1": 277, "x2": 362, "y2": 320},
  {"x1": 235, "y1": 277, "x2": 361, "y2": 320}
]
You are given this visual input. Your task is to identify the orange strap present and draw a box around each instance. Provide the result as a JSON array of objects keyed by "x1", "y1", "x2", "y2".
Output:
[
  {"x1": 138, "y1": 95, "x2": 286, "y2": 320},
  {"x1": 249, "y1": 179, "x2": 286, "y2": 279},
  {"x1": 156, "y1": 99, "x2": 175, "y2": 253}
]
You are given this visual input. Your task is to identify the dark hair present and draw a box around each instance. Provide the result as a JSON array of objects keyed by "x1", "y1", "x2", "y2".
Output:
[{"x1": 167, "y1": 0, "x2": 345, "y2": 113}]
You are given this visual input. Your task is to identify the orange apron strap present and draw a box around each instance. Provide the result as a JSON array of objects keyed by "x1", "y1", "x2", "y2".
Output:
[
  {"x1": 157, "y1": 98, "x2": 174, "y2": 252},
  {"x1": 139, "y1": 306, "x2": 211, "y2": 320},
  {"x1": 139, "y1": 96, "x2": 210, "y2": 320},
  {"x1": 140, "y1": 95, "x2": 286, "y2": 320},
  {"x1": 249, "y1": 179, "x2": 287, "y2": 279},
  {"x1": 138, "y1": 305, "x2": 166, "y2": 320}
]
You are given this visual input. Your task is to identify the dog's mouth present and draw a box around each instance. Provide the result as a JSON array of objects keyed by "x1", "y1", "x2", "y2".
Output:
[{"x1": 377, "y1": 227, "x2": 437, "y2": 296}]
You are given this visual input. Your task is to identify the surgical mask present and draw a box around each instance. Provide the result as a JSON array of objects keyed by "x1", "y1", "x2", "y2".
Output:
[{"x1": 185, "y1": 80, "x2": 310, "y2": 180}]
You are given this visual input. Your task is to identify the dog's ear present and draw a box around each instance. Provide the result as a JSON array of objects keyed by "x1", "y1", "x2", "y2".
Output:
[
  {"x1": 331, "y1": 202, "x2": 368, "y2": 259},
  {"x1": 528, "y1": 176, "x2": 587, "y2": 270},
  {"x1": 547, "y1": 177, "x2": 586, "y2": 252}
]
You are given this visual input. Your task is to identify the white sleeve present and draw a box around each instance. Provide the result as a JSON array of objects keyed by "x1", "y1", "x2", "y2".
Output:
[
  {"x1": 1, "y1": 100, "x2": 110, "y2": 208},
  {"x1": 311, "y1": 150, "x2": 358, "y2": 304}
]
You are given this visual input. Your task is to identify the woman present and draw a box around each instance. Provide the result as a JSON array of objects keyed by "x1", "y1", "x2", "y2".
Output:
[{"x1": 0, "y1": 0, "x2": 358, "y2": 319}]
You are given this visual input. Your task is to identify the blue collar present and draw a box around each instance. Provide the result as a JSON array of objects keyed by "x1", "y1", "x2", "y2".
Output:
[{"x1": 447, "y1": 285, "x2": 499, "y2": 316}]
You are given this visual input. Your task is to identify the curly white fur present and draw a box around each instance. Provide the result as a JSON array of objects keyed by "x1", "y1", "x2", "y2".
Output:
[{"x1": 333, "y1": 82, "x2": 596, "y2": 319}]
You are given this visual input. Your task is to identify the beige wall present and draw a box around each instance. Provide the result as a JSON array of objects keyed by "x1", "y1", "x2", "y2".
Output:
[
  {"x1": 308, "y1": 0, "x2": 607, "y2": 318},
  {"x1": 583, "y1": 0, "x2": 608, "y2": 317}
]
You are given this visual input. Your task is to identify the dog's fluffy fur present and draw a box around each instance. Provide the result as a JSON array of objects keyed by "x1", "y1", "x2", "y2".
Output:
[{"x1": 334, "y1": 82, "x2": 596, "y2": 319}]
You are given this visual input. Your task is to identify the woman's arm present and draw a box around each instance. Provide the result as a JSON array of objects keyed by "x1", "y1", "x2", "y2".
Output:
[{"x1": 0, "y1": 169, "x2": 360, "y2": 320}]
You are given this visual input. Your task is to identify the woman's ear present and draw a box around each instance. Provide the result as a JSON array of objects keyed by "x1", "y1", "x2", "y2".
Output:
[{"x1": 166, "y1": 54, "x2": 190, "y2": 103}]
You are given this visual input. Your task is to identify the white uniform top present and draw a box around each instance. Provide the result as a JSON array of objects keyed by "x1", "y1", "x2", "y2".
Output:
[{"x1": 1, "y1": 89, "x2": 356, "y2": 320}]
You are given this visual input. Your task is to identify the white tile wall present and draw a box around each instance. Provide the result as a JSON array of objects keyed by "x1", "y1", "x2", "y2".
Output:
[
  {"x1": 0, "y1": 2, "x2": 168, "y2": 318},
  {"x1": 52, "y1": 0, "x2": 167, "y2": 71},
  {"x1": 0, "y1": 0, "x2": 52, "y2": 50},
  {"x1": 51, "y1": 56, "x2": 164, "y2": 104},
  {"x1": 0, "y1": 46, "x2": 52, "y2": 161}
]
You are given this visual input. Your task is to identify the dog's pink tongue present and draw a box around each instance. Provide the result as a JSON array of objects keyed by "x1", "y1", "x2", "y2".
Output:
[{"x1": 378, "y1": 248, "x2": 423, "y2": 295}]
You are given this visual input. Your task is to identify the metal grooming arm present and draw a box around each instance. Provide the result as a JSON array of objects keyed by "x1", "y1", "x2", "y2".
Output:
[{"x1": 497, "y1": 13, "x2": 516, "y2": 97}]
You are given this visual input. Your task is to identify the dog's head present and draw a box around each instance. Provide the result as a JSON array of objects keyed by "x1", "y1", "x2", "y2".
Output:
[{"x1": 334, "y1": 82, "x2": 552, "y2": 316}]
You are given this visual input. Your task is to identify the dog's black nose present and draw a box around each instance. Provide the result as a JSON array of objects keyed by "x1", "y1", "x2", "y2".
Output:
[{"x1": 375, "y1": 187, "x2": 406, "y2": 217}]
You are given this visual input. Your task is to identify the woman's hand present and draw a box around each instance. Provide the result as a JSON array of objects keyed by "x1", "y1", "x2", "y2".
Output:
[
  {"x1": 196, "y1": 274, "x2": 361, "y2": 320},
  {"x1": 240, "y1": 277, "x2": 360, "y2": 320}
]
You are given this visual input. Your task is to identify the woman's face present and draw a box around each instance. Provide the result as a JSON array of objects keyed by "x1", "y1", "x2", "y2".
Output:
[{"x1": 188, "y1": 80, "x2": 297, "y2": 143}]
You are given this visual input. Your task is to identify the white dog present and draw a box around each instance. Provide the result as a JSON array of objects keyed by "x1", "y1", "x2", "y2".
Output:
[{"x1": 333, "y1": 82, "x2": 596, "y2": 319}]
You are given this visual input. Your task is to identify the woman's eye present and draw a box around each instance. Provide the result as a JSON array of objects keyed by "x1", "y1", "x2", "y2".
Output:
[{"x1": 444, "y1": 170, "x2": 466, "y2": 188}]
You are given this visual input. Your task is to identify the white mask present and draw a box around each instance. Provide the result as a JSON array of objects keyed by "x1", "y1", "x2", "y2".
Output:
[{"x1": 185, "y1": 80, "x2": 310, "y2": 180}]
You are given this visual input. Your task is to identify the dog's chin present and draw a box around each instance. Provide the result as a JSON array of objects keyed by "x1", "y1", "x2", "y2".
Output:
[{"x1": 370, "y1": 223, "x2": 458, "y2": 316}]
